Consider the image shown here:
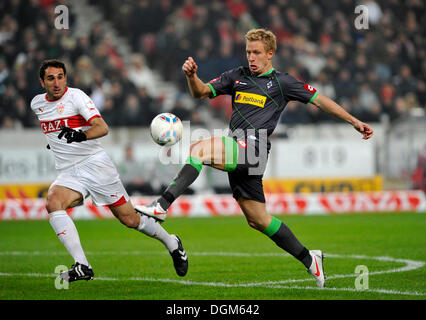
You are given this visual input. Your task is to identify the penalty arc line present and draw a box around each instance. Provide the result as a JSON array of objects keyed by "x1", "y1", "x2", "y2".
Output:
[{"x1": 0, "y1": 251, "x2": 424, "y2": 297}]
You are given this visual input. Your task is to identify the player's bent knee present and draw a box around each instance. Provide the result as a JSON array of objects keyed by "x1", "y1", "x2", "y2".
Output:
[
  {"x1": 119, "y1": 216, "x2": 139, "y2": 229},
  {"x1": 189, "y1": 140, "x2": 203, "y2": 153},
  {"x1": 189, "y1": 140, "x2": 206, "y2": 159},
  {"x1": 246, "y1": 217, "x2": 264, "y2": 231},
  {"x1": 190, "y1": 137, "x2": 222, "y2": 165},
  {"x1": 45, "y1": 197, "x2": 63, "y2": 213},
  {"x1": 109, "y1": 204, "x2": 140, "y2": 229}
]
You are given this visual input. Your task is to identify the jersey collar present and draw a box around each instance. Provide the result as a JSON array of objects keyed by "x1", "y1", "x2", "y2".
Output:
[
  {"x1": 257, "y1": 67, "x2": 275, "y2": 77},
  {"x1": 45, "y1": 86, "x2": 68, "y2": 102}
]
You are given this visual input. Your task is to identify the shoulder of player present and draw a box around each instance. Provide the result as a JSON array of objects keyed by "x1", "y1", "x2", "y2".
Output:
[
  {"x1": 208, "y1": 67, "x2": 244, "y2": 85},
  {"x1": 275, "y1": 71, "x2": 291, "y2": 80},
  {"x1": 275, "y1": 72, "x2": 304, "y2": 86},
  {"x1": 224, "y1": 66, "x2": 246, "y2": 79},
  {"x1": 67, "y1": 87, "x2": 89, "y2": 99},
  {"x1": 30, "y1": 93, "x2": 45, "y2": 109}
]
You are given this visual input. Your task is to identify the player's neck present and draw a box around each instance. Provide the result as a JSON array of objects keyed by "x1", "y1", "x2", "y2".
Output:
[
  {"x1": 45, "y1": 86, "x2": 68, "y2": 102},
  {"x1": 257, "y1": 66, "x2": 274, "y2": 77}
]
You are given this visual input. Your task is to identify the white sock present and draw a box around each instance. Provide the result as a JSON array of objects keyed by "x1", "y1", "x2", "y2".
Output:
[
  {"x1": 137, "y1": 215, "x2": 178, "y2": 252},
  {"x1": 49, "y1": 210, "x2": 90, "y2": 267}
]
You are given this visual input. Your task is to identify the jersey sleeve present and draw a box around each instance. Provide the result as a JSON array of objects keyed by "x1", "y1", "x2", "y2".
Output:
[
  {"x1": 281, "y1": 74, "x2": 319, "y2": 104},
  {"x1": 206, "y1": 69, "x2": 235, "y2": 98},
  {"x1": 73, "y1": 89, "x2": 101, "y2": 121}
]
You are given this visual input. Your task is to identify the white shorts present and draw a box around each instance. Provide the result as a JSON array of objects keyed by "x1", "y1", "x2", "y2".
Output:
[{"x1": 51, "y1": 151, "x2": 129, "y2": 207}]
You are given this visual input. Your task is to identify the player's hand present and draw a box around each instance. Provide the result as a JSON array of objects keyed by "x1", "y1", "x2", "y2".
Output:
[
  {"x1": 58, "y1": 126, "x2": 87, "y2": 143},
  {"x1": 182, "y1": 57, "x2": 198, "y2": 77},
  {"x1": 353, "y1": 120, "x2": 373, "y2": 140}
]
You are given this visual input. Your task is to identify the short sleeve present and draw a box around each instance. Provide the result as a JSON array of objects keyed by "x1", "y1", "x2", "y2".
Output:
[
  {"x1": 206, "y1": 69, "x2": 235, "y2": 98},
  {"x1": 74, "y1": 89, "x2": 101, "y2": 121},
  {"x1": 281, "y1": 74, "x2": 318, "y2": 104}
]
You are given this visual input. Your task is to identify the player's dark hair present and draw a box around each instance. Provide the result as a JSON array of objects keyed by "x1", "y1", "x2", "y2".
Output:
[{"x1": 39, "y1": 59, "x2": 67, "y2": 80}]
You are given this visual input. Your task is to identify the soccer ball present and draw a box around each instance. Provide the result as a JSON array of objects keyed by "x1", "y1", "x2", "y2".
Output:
[{"x1": 150, "y1": 113, "x2": 183, "y2": 146}]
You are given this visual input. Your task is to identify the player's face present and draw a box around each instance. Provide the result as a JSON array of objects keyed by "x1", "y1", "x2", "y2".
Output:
[
  {"x1": 246, "y1": 40, "x2": 274, "y2": 75},
  {"x1": 40, "y1": 67, "x2": 67, "y2": 100}
]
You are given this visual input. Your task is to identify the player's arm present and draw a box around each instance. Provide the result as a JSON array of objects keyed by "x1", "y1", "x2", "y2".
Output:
[
  {"x1": 58, "y1": 116, "x2": 109, "y2": 143},
  {"x1": 84, "y1": 116, "x2": 109, "y2": 139},
  {"x1": 311, "y1": 93, "x2": 373, "y2": 140},
  {"x1": 182, "y1": 57, "x2": 211, "y2": 99}
]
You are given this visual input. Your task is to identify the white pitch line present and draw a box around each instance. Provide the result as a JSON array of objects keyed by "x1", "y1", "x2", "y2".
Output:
[
  {"x1": 0, "y1": 251, "x2": 424, "y2": 297},
  {"x1": 0, "y1": 251, "x2": 290, "y2": 257},
  {"x1": 0, "y1": 272, "x2": 423, "y2": 297}
]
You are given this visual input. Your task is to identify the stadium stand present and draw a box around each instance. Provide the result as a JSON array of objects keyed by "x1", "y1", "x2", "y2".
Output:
[{"x1": 0, "y1": 0, "x2": 424, "y2": 130}]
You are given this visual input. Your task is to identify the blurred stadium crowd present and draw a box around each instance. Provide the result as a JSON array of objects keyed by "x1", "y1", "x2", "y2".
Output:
[{"x1": 0, "y1": 0, "x2": 425, "y2": 129}]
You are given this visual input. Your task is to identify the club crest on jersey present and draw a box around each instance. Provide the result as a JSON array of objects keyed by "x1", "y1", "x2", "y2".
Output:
[
  {"x1": 57, "y1": 103, "x2": 65, "y2": 114},
  {"x1": 234, "y1": 91, "x2": 266, "y2": 108}
]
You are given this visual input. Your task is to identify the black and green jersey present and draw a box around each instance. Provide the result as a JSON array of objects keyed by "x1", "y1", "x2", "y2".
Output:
[{"x1": 207, "y1": 66, "x2": 318, "y2": 141}]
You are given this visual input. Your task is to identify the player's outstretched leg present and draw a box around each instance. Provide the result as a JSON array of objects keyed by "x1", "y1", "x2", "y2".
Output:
[
  {"x1": 135, "y1": 199, "x2": 168, "y2": 222},
  {"x1": 60, "y1": 262, "x2": 94, "y2": 282},
  {"x1": 136, "y1": 145, "x2": 207, "y2": 222},
  {"x1": 238, "y1": 199, "x2": 326, "y2": 287},
  {"x1": 307, "y1": 250, "x2": 326, "y2": 287},
  {"x1": 136, "y1": 213, "x2": 188, "y2": 277},
  {"x1": 110, "y1": 202, "x2": 189, "y2": 277},
  {"x1": 264, "y1": 218, "x2": 326, "y2": 287},
  {"x1": 169, "y1": 235, "x2": 188, "y2": 277}
]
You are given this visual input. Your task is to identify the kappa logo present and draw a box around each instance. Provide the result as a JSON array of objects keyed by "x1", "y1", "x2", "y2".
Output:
[{"x1": 234, "y1": 91, "x2": 266, "y2": 108}]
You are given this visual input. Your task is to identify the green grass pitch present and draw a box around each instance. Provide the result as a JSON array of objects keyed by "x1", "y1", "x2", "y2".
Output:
[{"x1": 0, "y1": 213, "x2": 425, "y2": 300}]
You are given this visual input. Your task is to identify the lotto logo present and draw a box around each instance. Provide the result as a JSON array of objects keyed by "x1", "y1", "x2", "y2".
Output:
[
  {"x1": 237, "y1": 140, "x2": 247, "y2": 148},
  {"x1": 304, "y1": 83, "x2": 316, "y2": 93}
]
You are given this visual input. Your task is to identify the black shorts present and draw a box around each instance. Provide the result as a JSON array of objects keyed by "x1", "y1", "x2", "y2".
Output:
[
  {"x1": 228, "y1": 170, "x2": 265, "y2": 203},
  {"x1": 222, "y1": 135, "x2": 268, "y2": 203}
]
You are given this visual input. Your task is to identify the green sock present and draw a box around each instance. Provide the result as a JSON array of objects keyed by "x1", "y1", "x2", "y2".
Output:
[
  {"x1": 262, "y1": 217, "x2": 312, "y2": 268},
  {"x1": 158, "y1": 156, "x2": 203, "y2": 210}
]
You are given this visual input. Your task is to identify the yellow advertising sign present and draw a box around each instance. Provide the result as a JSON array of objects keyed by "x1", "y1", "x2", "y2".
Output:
[
  {"x1": 263, "y1": 176, "x2": 382, "y2": 193},
  {"x1": 0, "y1": 184, "x2": 50, "y2": 199}
]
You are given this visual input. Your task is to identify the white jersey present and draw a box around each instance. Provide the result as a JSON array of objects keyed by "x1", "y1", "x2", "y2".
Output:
[{"x1": 31, "y1": 87, "x2": 104, "y2": 171}]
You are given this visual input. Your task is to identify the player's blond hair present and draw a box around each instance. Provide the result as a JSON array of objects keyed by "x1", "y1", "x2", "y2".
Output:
[{"x1": 245, "y1": 29, "x2": 277, "y2": 52}]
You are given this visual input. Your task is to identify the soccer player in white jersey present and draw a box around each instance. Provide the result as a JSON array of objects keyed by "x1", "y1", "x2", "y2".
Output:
[{"x1": 31, "y1": 59, "x2": 188, "y2": 282}]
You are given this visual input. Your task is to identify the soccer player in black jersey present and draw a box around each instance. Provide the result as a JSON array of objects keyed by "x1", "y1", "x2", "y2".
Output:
[{"x1": 136, "y1": 29, "x2": 373, "y2": 287}]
